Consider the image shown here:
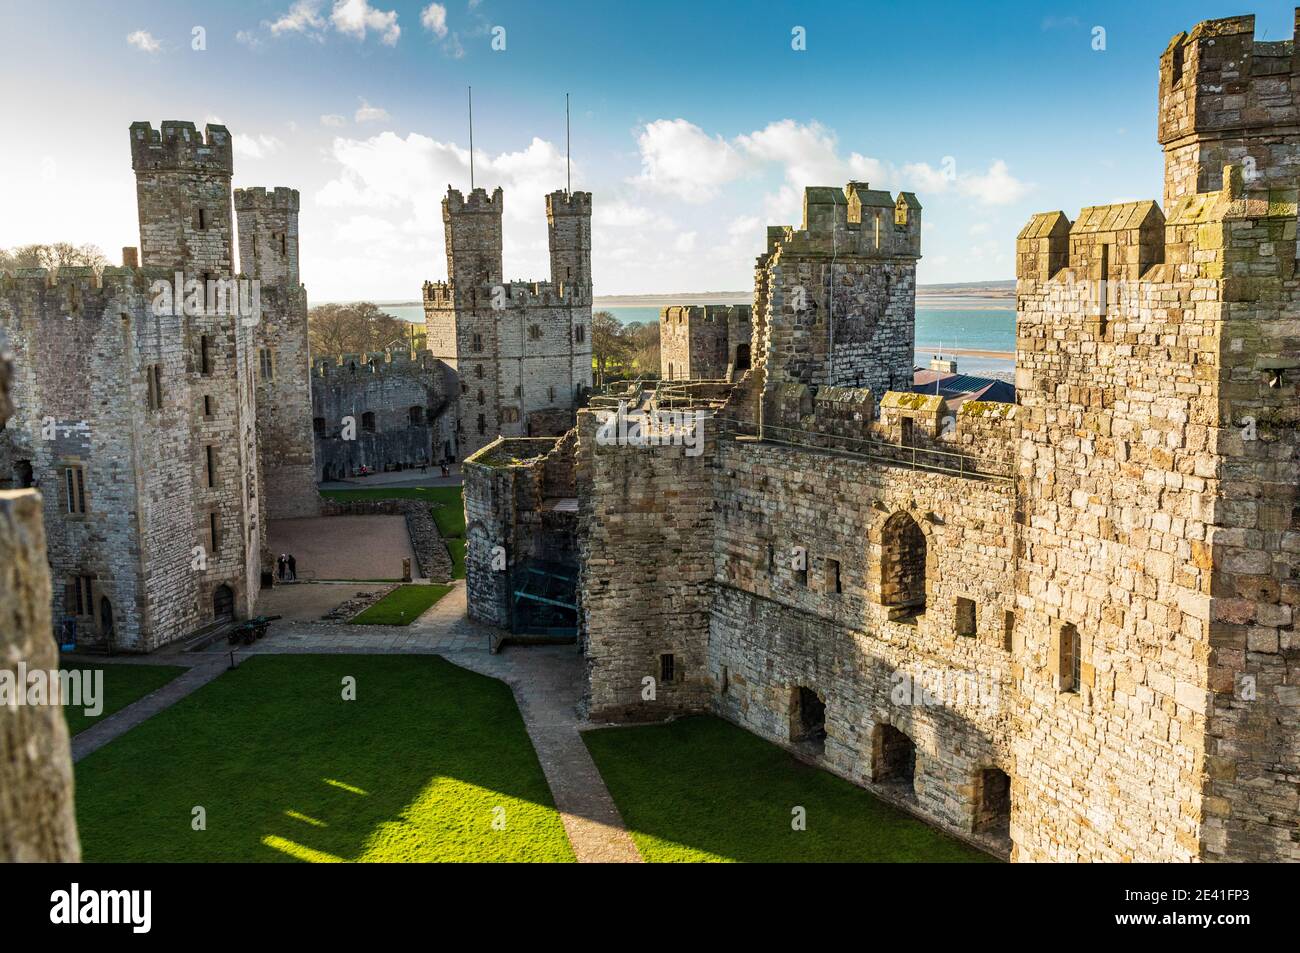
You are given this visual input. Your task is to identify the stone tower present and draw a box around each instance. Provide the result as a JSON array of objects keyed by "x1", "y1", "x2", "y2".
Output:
[
  {"x1": 546, "y1": 190, "x2": 592, "y2": 290},
  {"x1": 755, "y1": 182, "x2": 922, "y2": 428},
  {"x1": 235, "y1": 187, "x2": 320, "y2": 520},
  {"x1": 1158, "y1": 10, "x2": 1300, "y2": 207},
  {"x1": 130, "y1": 121, "x2": 234, "y2": 276},
  {"x1": 444, "y1": 186, "x2": 504, "y2": 289},
  {"x1": 424, "y1": 186, "x2": 594, "y2": 459}
]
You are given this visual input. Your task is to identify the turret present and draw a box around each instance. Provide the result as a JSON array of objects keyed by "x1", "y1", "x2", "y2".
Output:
[
  {"x1": 234, "y1": 187, "x2": 300, "y2": 285},
  {"x1": 545, "y1": 190, "x2": 592, "y2": 292},
  {"x1": 130, "y1": 121, "x2": 234, "y2": 276},
  {"x1": 442, "y1": 186, "x2": 503, "y2": 288},
  {"x1": 1158, "y1": 10, "x2": 1300, "y2": 207}
]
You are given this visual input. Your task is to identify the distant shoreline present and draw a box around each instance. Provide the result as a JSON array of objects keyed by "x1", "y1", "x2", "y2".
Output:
[{"x1": 364, "y1": 282, "x2": 1015, "y2": 310}]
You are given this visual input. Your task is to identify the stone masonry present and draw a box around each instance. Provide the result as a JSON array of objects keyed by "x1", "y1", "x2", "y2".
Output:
[
  {"x1": 0, "y1": 121, "x2": 318, "y2": 651},
  {"x1": 424, "y1": 188, "x2": 594, "y2": 458},
  {"x1": 464, "y1": 10, "x2": 1300, "y2": 863},
  {"x1": 660, "y1": 305, "x2": 753, "y2": 381}
]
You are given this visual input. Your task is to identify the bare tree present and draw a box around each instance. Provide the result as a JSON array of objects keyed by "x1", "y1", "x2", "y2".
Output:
[
  {"x1": 0, "y1": 243, "x2": 108, "y2": 274},
  {"x1": 308, "y1": 302, "x2": 413, "y2": 357},
  {"x1": 591, "y1": 310, "x2": 631, "y2": 387}
]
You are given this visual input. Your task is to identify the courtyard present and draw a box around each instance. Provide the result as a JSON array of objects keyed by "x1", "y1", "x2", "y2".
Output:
[{"x1": 74, "y1": 655, "x2": 575, "y2": 862}]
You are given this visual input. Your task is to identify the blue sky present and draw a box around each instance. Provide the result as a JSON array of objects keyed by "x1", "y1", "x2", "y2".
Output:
[{"x1": 1, "y1": 0, "x2": 1296, "y2": 299}]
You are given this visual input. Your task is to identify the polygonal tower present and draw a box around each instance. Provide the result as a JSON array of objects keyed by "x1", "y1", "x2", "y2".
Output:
[{"x1": 130, "y1": 121, "x2": 234, "y2": 276}]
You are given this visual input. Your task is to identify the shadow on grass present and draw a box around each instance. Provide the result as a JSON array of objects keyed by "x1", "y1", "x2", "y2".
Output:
[
  {"x1": 75, "y1": 655, "x2": 573, "y2": 862},
  {"x1": 583, "y1": 715, "x2": 997, "y2": 863}
]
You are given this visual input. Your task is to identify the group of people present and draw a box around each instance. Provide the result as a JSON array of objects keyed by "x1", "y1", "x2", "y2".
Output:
[{"x1": 276, "y1": 553, "x2": 298, "y2": 582}]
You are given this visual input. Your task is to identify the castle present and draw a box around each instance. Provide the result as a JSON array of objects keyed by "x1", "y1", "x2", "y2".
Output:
[
  {"x1": 0, "y1": 121, "x2": 317, "y2": 651},
  {"x1": 423, "y1": 187, "x2": 594, "y2": 458},
  {"x1": 465, "y1": 10, "x2": 1299, "y2": 862}
]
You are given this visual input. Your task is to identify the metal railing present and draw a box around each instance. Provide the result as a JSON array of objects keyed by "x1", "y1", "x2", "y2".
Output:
[{"x1": 714, "y1": 416, "x2": 1014, "y2": 483}]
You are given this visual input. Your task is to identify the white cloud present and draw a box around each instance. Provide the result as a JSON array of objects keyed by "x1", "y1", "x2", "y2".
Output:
[
  {"x1": 354, "y1": 99, "x2": 391, "y2": 123},
  {"x1": 262, "y1": 0, "x2": 399, "y2": 45},
  {"x1": 673, "y1": 231, "x2": 697, "y2": 253},
  {"x1": 235, "y1": 30, "x2": 264, "y2": 49},
  {"x1": 233, "y1": 134, "x2": 284, "y2": 160},
  {"x1": 126, "y1": 30, "x2": 160, "y2": 53},
  {"x1": 593, "y1": 200, "x2": 672, "y2": 230},
  {"x1": 314, "y1": 130, "x2": 576, "y2": 288},
  {"x1": 267, "y1": 0, "x2": 327, "y2": 37},
  {"x1": 956, "y1": 160, "x2": 1032, "y2": 206},
  {"x1": 630, "y1": 119, "x2": 751, "y2": 202},
  {"x1": 320, "y1": 113, "x2": 347, "y2": 127},
  {"x1": 331, "y1": 0, "x2": 400, "y2": 46},
  {"x1": 420, "y1": 3, "x2": 448, "y2": 38}
]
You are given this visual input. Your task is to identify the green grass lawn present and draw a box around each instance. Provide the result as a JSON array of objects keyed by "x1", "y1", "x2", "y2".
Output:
[
  {"x1": 61, "y1": 663, "x2": 188, "y2": 737},
  {"x1": 320, "y1": 487, "x2": 466, "y2": 580},
  {"x1": 350, "y1": 584, "x2": 452, "y2": 625},
  {"x1": 75, "y1": 655, "x2": 574, "y2": 862},
  {"x1": 583, "y1": 715, "x2": 996, "y2": 863}
]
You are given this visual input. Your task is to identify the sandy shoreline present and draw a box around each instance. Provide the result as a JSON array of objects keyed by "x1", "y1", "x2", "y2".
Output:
[{"x1": 915, "y1": 345, "x2": 1014, "y2": 360}]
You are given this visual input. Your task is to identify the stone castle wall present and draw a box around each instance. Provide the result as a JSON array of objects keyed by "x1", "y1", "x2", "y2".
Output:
[
  {"x1": 660, "y1": 305, "x2": 753, "y2": 381},
  {"x1": 312, "y1": 350, "x2": 456, "y2": 479},
  {"x1": 0, "y1": 267, "x2": 261, "y2": 651}
]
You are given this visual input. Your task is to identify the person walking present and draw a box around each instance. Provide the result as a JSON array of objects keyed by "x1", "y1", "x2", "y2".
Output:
[
  {"x1": 287, "y1": 553, "x2": 297, "y2": 582},
  {"x1": 276, "y1": 554, "x2": 287, "y2": 582}
]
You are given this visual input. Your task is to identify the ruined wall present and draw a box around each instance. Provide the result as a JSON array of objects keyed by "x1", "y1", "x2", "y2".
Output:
[
  {"x1": 423, "y1": 187, "x2": 593, "y2": 458},
  {"x1": 463, "y1": 436, "x2": 563, "y2": 628},
  {"x1": 0, "y1": 350, "x2": 80, "y2": 861},
  {"x1": 577, "y1": 409, "x2": 716, "y2": 720},
  {"x1": 235, "y1": 187, "x2": 318, "y2": 519},
  {"x1": 708, "y1": 438, "x2": 1017, "y2": 839},
  {"x1": 660, "y1": 305, "x2": 753, "y2": 381},
  {"x1": 312, "y1": 350, "x2": 455, "y2": 479}
]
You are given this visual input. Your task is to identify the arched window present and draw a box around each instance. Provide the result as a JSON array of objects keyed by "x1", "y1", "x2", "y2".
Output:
[
  {"x1": 313, "y1": 417, "x2": 325, "y2": 435},
  {"x1": 477, "y1": 389, "x2": 485, "y2": 405},
  {"x1": 880, "y1": 510, "x2": 926, "y2": 616},
  {"x1": 361, "y1": 411, "x2": 376, "y2": 433},
  {"x1": 873, "y1": 723, "x2": 916, "y2": 787},
  {"x1": 735, "y1": 342, "x2": 751, "y2": 371}
]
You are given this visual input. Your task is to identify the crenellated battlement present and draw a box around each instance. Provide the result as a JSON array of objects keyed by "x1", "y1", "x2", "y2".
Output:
[
  {"x1": 422, "y1": 278, "x2": 590, "y2": 309},
  {"x1": 312, "y1": 348, "x2": 440, "y2": 381},
  {"x1": 444, "y1": 186, "x2": 504, "y2": 215},
  {"x1": 130, "y1": 121, "x2": 232, "y2": 175},
  {"x1": 545, "y1": 190, "x2": 593, "y2": 217},
  {"x1": 1017, "y1": 163, "x2": 1298, "y2": 290},
  {"x1": 1158, "y1": 8, "x2": 1300, "y2": 204},
  {"x1": 660, "y1": 304, "x2": 752, "y2": 326},
  {"x1": 234, "y1": 186, "x2": 300, "y2": 211},
  {"x1": 767, "y1": 183, "x2": 922, "y2": 262}
]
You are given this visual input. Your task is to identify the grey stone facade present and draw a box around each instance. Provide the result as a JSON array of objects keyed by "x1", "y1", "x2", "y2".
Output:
[
  {"x1": 0, "y1": 120, "x2": 317, "y2": 651},
  {"x1": 660, "y1": 305, "x2": 752, "y2": 381},
  {"x1": 464, "y1": 9, "x2": 1300, "y2": 865},
  {"x1": 423, "y1": 187, "x2": 594, "y2": 458}
]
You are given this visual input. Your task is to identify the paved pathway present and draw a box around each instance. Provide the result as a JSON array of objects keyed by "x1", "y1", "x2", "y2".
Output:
[
  {"x1": 69, "y1": 581, "x2": 643, "y2": 862},
  {"x1": 71, "y1": 658, "x2": 226, "y2": 762}
]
